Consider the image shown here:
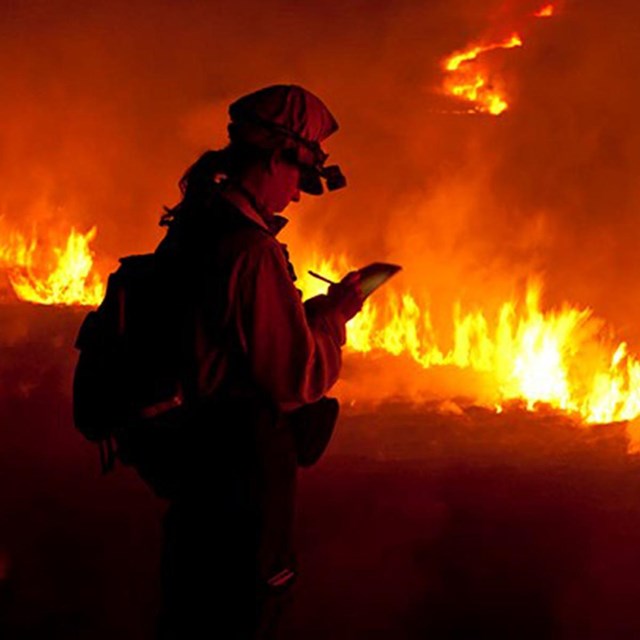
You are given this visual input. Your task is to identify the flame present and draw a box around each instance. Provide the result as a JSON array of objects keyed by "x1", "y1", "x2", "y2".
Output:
[
  {"x1": 442, "y1": 2, "x2": 557, "y2": 115},
  {"x1": 3, "y1": 224, "x2": 638, "y2": 429},
  {"x1": 535, "y1": 4, "x2": 555, "y2": 18},
  {"x1": 298, "y1": 258, "x2": 640, "y2": 426},
  {"x1": 444, "y1": 34, "x2": 523, "y2": 73},
  {"x1": 0, "y1": 227, "x2": 105, "y2": 306},
  {"x1": 442, "y1": 34, "x2": 523, "y2": 115}
]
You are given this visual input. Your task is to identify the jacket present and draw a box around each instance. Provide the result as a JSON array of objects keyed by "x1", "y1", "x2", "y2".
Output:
[{"x1": 144, "y1": 190, "x2": 348, "y2": 586}]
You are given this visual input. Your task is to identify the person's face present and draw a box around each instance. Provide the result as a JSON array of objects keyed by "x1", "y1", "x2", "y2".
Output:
[{"x1": 264, "y1": 153, "x2": 302, "y2": 214}]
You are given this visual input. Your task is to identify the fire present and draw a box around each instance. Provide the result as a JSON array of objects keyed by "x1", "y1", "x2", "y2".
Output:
[
  {"x1": 535, "y1": 4, "x2": 555, "y2": 18},
  {"x1": 298, "y1": 258, "x2": 640, "y2": 426},
  {"x1": 3, "y1": 223, "x2": 638, "y2": 429},
  {"x1": 442, "y1": 3, "x2": 556, "y2": 115},
  {"x1": 444, "y1": 34, "x2": 523, "y2": 73},
  {"x1": 0, "y1": 227, "x2": 105, "y2": 306},
  {"x1": 442, "y1": 34, "x2": 523, "y2": 115}
]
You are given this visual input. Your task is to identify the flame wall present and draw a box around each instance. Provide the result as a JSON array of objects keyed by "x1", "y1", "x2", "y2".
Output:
[{"x1": 2, "y1": 0, "x2": 640, "y2": 359}]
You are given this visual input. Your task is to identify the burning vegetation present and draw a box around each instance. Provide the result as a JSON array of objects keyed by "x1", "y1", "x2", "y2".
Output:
[
  {"x1": 299, "y1": 260, "x2": 640, "y2": 428},
  {"x1": 0, "y1": 226, "x2": 105, "y2": 306},
  {"x1": 2, "y1": 220, "x2": 640, "y2": 435}
]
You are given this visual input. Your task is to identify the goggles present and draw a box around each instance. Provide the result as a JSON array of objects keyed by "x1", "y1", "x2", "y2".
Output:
[
  {"x1": 283, "y1": 140, "x2": 347, "y2": 195},
  {"x1": 228, "y1": 116, "x2": 347, "y2": 195}
]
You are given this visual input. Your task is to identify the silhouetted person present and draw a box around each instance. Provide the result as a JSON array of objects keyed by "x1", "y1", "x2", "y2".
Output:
[{"x1": 133, "y1": 85, "x2": 363, "y2": 638}]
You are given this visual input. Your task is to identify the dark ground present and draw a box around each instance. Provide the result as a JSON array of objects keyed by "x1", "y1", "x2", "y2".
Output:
[{"x1": 2, "y1": 304, "x2": 640, "y2": 639}]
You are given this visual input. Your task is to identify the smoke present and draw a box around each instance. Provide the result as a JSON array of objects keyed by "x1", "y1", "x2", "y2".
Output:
[{"x1": 1, "y1": 0, "x2": 640, "y2": 342}]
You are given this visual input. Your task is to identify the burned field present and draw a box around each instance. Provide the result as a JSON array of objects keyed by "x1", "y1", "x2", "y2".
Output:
[{"x1": 2, "y1": 306, "x2": 640, "y2": 639}]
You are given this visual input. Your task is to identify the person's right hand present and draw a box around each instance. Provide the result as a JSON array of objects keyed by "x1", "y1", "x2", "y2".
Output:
[{"x1": 328, "y1": 271, "x2": 365, "y2": 322}]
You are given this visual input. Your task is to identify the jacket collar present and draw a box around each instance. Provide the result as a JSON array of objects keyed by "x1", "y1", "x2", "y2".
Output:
[{"x1": 219, "y1": 186, "x2": 289, "y2": 237}]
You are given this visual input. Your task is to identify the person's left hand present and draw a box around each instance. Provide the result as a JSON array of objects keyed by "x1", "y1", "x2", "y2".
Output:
[{"x1": 327, "y1": 271, "x2": 365, "y2": 322}]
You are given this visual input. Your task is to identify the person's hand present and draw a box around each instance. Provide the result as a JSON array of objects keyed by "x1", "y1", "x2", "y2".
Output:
[{"x1": 328, "y1": 271, "x2": 365, "y2": 322}]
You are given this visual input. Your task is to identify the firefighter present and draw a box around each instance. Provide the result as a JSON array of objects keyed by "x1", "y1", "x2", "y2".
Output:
[{"x1": 152, "y1": 85, "x2": 364, "y2": 639}]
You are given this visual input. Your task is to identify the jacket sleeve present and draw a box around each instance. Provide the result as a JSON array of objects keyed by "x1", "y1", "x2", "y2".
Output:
[{"x1": 233, "y1": 237, "x2": 346, "y2": 411}]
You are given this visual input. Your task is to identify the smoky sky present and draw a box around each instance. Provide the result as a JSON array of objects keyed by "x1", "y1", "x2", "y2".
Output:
[{"x1": 2, "y1": 0, "x2": 640, "y2": 343}]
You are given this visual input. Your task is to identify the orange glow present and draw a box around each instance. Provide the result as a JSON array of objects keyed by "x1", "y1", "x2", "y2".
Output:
[
  {"x1": 0, "y1": 227, "x2": 105, "y2": 306},
  {"x1": 535, "y1": 4, "x2": 555, "y2": 18},
  {"x1": 298, "y1": 258, "x2": 640, "y2": 426},
  {"x1": 442, "y1": 34, "x2": 523, "y2": 115}
]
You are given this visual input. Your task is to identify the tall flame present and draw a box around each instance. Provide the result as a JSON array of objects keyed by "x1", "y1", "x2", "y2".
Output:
[
  {"x1": 298, "y1": 257, "x2": 640, "y2": 426},
  {"x1": 0, "y1": 227, "x2": 105, "y2": 306}
]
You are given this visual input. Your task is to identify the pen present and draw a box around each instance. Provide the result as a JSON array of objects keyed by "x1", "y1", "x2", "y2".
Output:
[{"x1": 308, "y1": 270, "x2": 336, "y2": 285}]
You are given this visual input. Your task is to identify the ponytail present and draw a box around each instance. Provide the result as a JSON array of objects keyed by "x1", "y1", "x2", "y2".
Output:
[
  {"x1": 160, "y1": 149, "x2": 229, "y2": 227},
  {"x1": 160, "y1": 143, "x2": 275, "y2": 227}
]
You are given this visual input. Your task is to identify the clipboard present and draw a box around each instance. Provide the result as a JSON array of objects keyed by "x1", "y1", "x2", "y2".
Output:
[
  {"x1": 308, "y1": 262, "x2": 402, "y2": 298},
  {"x1": 357, "y1": 262, "x2": 402, "y2": 298}
]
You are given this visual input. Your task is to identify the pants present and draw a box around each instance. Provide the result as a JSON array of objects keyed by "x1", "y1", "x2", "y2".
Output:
[
  {"x1": 157, "y1": 499, "x2": 295, "y2": 640},
  {"x1": 155, "y1": 404, "x2": 299, "y2": 639},
  {"x1": 148, "y1": 402, "x2": 297, "y2": 640}
]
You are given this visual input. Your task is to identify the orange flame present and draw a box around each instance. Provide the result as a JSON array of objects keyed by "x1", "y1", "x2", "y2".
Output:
[
  {"x1": 442, "y1": 2, "x2": 557, "y2": 115},
  {"x1": 442, "y1": 34, "x2": 523, "y2": 115},
  {"x1": 3, "y1": 225, "x2": 638, "y2": 433},
  {"x1": 444, "y1": 34, "x2": 523, "y2": 73},
  {"x1": 299, "y1": 257, "x2": 640, "y2": 426},
  {"x1": 535, "y1": 4, "x2": 555, "y2": 18},
  {"x1": 0, "y1": 227, "x2": 105, "y2": 306}
]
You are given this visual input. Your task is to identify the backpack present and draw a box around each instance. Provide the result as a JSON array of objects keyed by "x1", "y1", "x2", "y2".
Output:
[
  {"x1": 73, "y1": 253, "x2": 187, "y2": 475},
  {"x1": 73, "y1": 247, "x2": 341, "y2": 492}
]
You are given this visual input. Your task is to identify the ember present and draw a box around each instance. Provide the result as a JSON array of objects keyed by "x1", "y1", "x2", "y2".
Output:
[{"x1": 535, "y1": 4, "x2": 555, "y2": 18}]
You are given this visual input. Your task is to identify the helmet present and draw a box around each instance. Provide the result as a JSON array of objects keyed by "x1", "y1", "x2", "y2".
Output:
[{"x1": 228, "y1": 84, "x2": 346, "y2": 195}]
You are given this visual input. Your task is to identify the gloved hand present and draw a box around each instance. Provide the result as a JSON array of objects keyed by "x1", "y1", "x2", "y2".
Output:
[{"x1": 327, "y1": 271, "x2": 365, "y2": 322}]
